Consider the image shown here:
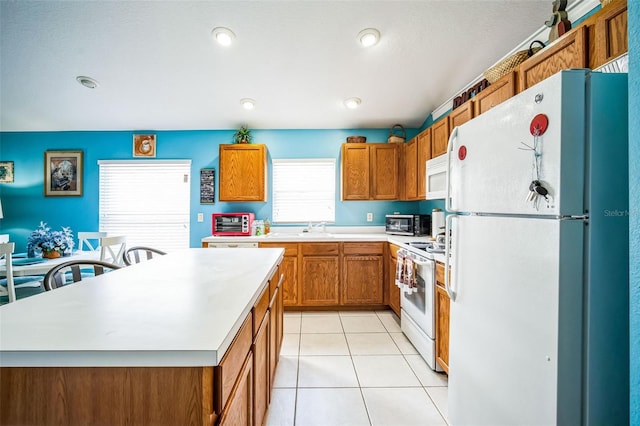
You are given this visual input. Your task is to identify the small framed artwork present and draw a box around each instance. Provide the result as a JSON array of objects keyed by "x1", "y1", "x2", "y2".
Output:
[
  {"x1": 44, "y1": 150, "x2": 83, "y2": 197},
  {"x1": 0, "y1": 161, "x2": 14, "y2": 183},
  {"x1": 133, "y1": 134, "x2": 156, "y2": 157},
  {"x1": 200, "y1": 168, "x2": 215, "y2": 204}
]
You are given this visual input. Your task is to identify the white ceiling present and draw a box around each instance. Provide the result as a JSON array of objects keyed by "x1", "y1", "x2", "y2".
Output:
[{"x1": 0, "y1": 1, "x2": 591, "y2": 132}]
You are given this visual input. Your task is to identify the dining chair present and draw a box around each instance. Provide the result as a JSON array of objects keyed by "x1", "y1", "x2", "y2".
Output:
[
  {"x1": 43, "y1": 260, "x2": 121, "y2": 291},
  {"x1": 78, "y1": 231, "x2": 108, "y2": 251},
  {"x1": 0, "y1": 242, "x2": 45, "y2": 304},
  {"x1": 123, "y1": 246, "x2": 166, "y2": 266},
  {"x1": 99, "y1": 235, "x2": 127, "y2": 266}
]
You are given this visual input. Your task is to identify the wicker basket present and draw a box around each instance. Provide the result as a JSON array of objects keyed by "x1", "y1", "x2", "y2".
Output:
[
  {"x1": 346, "y1": 136, "x2": 366, "y2": 143},
  {"x1": 483, "y1": 40, "x2": 545, "y2": 83},
  {"x1": 387, "y1": 124, "x2": 406, "y2": 143}
]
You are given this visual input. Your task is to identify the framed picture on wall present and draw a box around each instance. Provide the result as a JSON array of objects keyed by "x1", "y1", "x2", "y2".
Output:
[
  {"x1": 133, "y1": 134, "x2": 157, "y2": 157},
  {"x1": 44, "y1": 150, "x2": 83, "y2": 196},
  {"x1": 0, "y1": 161, "x2": 14, "y2": 183}
]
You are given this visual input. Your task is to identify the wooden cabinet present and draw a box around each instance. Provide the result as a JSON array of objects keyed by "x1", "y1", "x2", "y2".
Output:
[
  {"x1": 403, "y1": 137, "x2": 418, "y2": 200},
  {"x1": 403, "y1": 130, "x2": 431, "y2": 201},
  {"x1": 370, "y1": 144, "x2": 400, "y2": 200},
  {"x1": 252, "y1": 307, "x2": 269, "y2": 426},
  {"x1": 593, "y1": 0, "x2": 628, "y2": 68},
  {"x1": 219, "y1": 144, "x2": 267, "y2": 201},
  {"x1": 300, "y1": 243, "x2": 340, "y2": 306},
  {"x1": 473, "y1": 71, "x2": 516, "y2": 116},
  {"x1": 435, "y1": 262, "x2": 450, "y2": 374},
  {"x1": 387, "y1": 243, "x2": 401, "y2": 316},
  {"x1": 218, "y1": 352, "x2": 253, "y2": 426},
  {"x1": 448, "y1": 100, "x2": 474, "y2": 134},
  {"x1": 342, "y1": 242, "x2": 384, "y2": 305},
  {"x1": 341, "y1": 143, "x2": 399, "y2": 200},
  {"x1": 260, "y1": 242, "x2": 298, "y2": 306},
  {"x1": 260, "y1": 241, "x2": 389, "y2": 309},
  {"x1": 431, "y1": 117, "x2": 450, "y2": 158},
  {"x1": 518, "y1": 25, "x2": 587, "y2": 92},
  {"x1": 417, "y1": 129, "x2": 431, "y2": 199}
]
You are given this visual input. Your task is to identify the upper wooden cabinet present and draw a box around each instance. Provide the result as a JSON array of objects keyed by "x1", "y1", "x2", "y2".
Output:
[
  {"x1": 403, "y1": 138, "x2": 418, "y2": 200},
  {"x1": 448, "y1": 100, "x2": 474, "y2": 134},
  {"x1": 219, "y1": 144, "x2": 267, "y2": 202},
  {"x1": 593, "y1": 0, "x2": 628, "y2": 68},
  {"x1": 341, "y1": 143, "x2": 399, "y2": 200},
  {"x1": 431, "y1": 117, "x2": 450, "y2": 158},
  {"x1": 473, "y1": 71, "x2": 516, "y2": 116},
  {"x1": 518, "y1": 25, "x2": 587, "y2": 92},
  {"x1": 417, "y1": 129, "x2": 432, "y2": 199}
]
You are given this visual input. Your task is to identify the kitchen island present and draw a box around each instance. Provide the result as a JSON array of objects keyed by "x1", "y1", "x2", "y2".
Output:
[{"x1": 0, "y1": 247, "x2": 285, "y2": 426}]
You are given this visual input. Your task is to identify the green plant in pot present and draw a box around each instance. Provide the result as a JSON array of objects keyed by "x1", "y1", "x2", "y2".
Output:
[{"x1": 233, "y1": 125, "x2": 253, "y2": 144}]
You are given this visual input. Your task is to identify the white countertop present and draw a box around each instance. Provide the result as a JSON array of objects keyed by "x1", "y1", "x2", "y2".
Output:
[
  {"x1": 202, "y1": 229, "x2": 447, "y2": 263},
  {"x1": 0, "y1": 248, "x2": 284, "y2": 367}
]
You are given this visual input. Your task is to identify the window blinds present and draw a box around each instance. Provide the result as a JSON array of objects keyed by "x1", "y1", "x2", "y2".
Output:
[
  {"x1": 98, "y1": 160, "x2": 191, "y2": 252},
  {"x1": 272, "y1": 158, "x2": 335, "y2": 223}
]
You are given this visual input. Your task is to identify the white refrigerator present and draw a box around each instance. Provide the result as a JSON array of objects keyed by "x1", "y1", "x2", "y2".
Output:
[{"x1": 444, "y1": 70, "x2": 629, "y2": 425}]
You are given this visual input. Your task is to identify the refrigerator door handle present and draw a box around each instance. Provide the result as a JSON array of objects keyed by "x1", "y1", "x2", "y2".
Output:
[
  {"x1": 445, "y1": 213, "x2": 457, "y2": 301},
  {"x1": 446, "y1": 126, "x2": 458, "y2": 213}
]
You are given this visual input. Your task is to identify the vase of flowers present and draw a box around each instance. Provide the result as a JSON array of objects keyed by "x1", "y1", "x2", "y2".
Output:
[{"x1": 27, "y1": 222, "x2": 75, "y2": 258}]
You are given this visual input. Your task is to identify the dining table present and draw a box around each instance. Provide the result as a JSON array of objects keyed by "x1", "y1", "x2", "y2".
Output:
[
  {"x1": 0, "y1": 250, "x2": 102, "y2": 278},
  {"x1": 0, "y1": 250, "x2": 103, "y2": 302}
]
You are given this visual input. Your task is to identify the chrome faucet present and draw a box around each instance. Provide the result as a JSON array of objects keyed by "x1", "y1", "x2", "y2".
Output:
[{"x1": 306, "y1": 221, "x2": 327, "y2": 233}]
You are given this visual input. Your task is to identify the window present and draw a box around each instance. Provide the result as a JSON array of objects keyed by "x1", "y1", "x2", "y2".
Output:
[
  {"x1": 98, "y1": 160, "x2": 191, "y2": 252},
  {"x1": 272, "y1": 158, "x2": 335, "y2": 223}
]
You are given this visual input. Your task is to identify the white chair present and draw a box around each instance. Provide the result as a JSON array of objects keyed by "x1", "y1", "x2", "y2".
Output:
[
  {"x1": 78, "y1": 231, "x2": 108, "y2": 252},
  {"x1": 0, "y1": 234, "x2": 9, "y2": 243},
  {"x1": 99, "y1": 235, "x2": 127, "y2": 266},
  {"x1": 0, "y1": 242, "x2": 44, "y2": 304}
]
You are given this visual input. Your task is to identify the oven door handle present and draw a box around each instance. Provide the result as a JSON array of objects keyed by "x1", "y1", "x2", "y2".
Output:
[{"x1": 444, "y1": 213, "x2": 457, "y2": 302}]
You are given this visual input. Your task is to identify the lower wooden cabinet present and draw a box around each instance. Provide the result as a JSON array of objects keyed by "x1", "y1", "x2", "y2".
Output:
[
  {"x1": 253, "y1": 311, "x2": 270, "y2": 426},
  {"x1": 300, "y1": 243, "x2": 340, "y2": 305},
  {"x1": 342, "y1": 242, "x2": 384, "y2": 305},
  {"x1": 435, "y1": 262, "x2": 450, "y2": 373},
  {"x1": 260, "y1": 243, "x2": 299, "y2": 306},
  {"x1": 218, "y1": 352, "x2": 254, "y2": 426},
  {"x1": 387, "y1": 244, "x2": 401, "y2": 316}
]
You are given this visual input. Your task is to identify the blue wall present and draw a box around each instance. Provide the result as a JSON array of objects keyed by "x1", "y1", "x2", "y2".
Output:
[
  {"x1": 0, "y1": 128, "x2": 440, "y2": 252},
  {"x1": 629, "y1": 2, "x2": 639, "y2": 423}
]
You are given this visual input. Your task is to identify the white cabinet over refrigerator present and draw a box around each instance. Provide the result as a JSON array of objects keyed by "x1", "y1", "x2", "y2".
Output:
[{"x1": 445, "y1": 70, "x2": 629, "y2": 426}]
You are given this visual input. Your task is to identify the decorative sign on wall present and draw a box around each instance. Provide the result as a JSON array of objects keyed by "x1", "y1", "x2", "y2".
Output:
[
  {"x1": 133, "y1": 134, "x2": 157, "y2": 158},
  {"x1": 200, "y1": 168, "x2": 215, "y2": 204},
  {"x1": 0, "y1": 161, "x2": 14, "y2": 183},
  {"x1": 44, "y1": 150, "x2": 83, "y2": 197},
  {"x1": 452, "y1": 78, "x2": 490, "y2": 110}
]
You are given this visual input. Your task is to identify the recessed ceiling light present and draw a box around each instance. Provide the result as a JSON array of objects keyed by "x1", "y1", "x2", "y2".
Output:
[
  {"x1": 358, "y1": 28, "x2": 380, "y2": 47},
  {"x1": 76, "y1": 76, "x2": 99, "y2": 89},
  {"x1": 212, "y1": 27, "x2": 235, "y2": 46},
  {"x1": 344, "y1": 97, "x2": 362, "y2": 109},
  {"x1": 240, "y1": 98, "x2": 255, "y2": 110}
]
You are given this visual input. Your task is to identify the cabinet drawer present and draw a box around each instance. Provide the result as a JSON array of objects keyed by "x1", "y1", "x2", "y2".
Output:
[
  {"x1": 435, "y1": 262, "x2": 445, "y2": 285},
  {"x1": 301, "y1": 242, "x2": 340, "y2": 256},
  {"x1": 259, "y1": 242, "x2": 298, "y2": 256},
  {"x1": 253, "y1": 285, "x2": 270, "y2": 336},
  {"x1": 343, "y1": 242, "x2": 384, "y2": 255},
  {"x1": 216, "y1": 313, "x2": 253, "y2": 413}
]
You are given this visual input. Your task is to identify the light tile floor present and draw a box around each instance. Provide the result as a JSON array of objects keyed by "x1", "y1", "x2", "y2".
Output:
[{"x1": 266, "y1": 310, "x2": 449, "y2": 426}]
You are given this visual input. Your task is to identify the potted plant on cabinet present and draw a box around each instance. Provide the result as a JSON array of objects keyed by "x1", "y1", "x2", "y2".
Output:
[{"x1": 233, "y1": 125, "x2": 253, "y2": 144}]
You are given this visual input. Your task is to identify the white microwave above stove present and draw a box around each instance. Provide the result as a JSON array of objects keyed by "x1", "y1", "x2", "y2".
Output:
[{"x1": 426, "y1": 154, "x2": 447, "y2": 200}]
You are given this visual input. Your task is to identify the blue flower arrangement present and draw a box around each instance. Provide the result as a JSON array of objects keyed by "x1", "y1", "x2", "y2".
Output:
[{"x1": 27, "y1": 222, "x2": 75, "y2": 257}]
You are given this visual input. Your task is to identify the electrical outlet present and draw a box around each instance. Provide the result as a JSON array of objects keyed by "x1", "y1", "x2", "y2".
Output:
[
  {"x1": 197, "y1": 213, "x2": 204, "y2": 222},
  {"x1": 366, "y1": 212, "x2": 373, "y2": 222}
]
